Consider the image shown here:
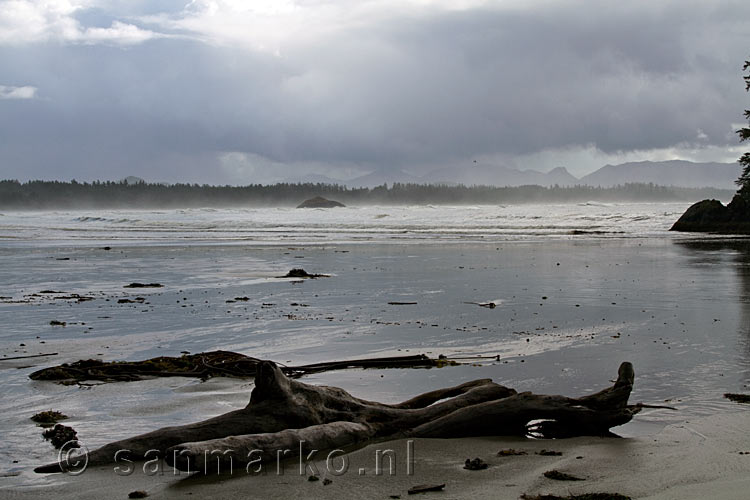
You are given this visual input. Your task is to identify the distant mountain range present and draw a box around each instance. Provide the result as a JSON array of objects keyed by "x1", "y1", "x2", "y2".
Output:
[{"x1": 345, "y1": 160, "x2": 741, "y2": 190}]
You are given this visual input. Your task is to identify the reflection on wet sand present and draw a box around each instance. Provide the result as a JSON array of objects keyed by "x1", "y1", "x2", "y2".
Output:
[{"x1": 675, "y1": 238, "x2": 750, "y2": 379}]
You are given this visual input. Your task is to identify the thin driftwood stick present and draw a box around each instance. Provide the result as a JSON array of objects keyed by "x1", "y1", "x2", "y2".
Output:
[{"x1": 1, "y1": 353, "x2": 58, "y2": 361}]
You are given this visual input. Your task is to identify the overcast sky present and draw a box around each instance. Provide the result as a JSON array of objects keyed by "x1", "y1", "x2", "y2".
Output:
[{"x1": 1, "y1": 0, "x2": 749, "y2": 185}]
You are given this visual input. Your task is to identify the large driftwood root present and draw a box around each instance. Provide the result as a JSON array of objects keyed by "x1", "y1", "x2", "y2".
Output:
[{"x1": 36, "y1": 361, "x2": 640, "y2": 474}]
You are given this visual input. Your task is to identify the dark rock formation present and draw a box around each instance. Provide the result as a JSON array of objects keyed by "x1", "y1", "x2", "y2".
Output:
[
  {"x1": 670, "y1": 195, "x2": 750, "y2": 234},
  {"x1": 276, "y1": 268, "x2": 325, "y2": 279},
  {"x1": 296, "y1": 196, "x2": 345, "y2": 208}
]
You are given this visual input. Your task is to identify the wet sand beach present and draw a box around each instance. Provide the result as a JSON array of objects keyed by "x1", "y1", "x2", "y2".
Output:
[
  {"x1": 1, "y1": 206, "x2": 749, "y2": 497},
  {"x1": 6, "y1": 412, "x2": 750, "y2": 499}
]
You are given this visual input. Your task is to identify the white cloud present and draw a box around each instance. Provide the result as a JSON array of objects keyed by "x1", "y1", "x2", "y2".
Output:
[
  {"x1": 0, "y1": 0, "x2": 164, "y2": 45},
  {"x1": 80, "y1": 20, "x2": 161, "y2": 45},
  {"x1": 0, "y1": 84, "x2": 37, "y2": 99},
  {"x1": 140, "y1": 0, "x2": 512, "y2": 53}
]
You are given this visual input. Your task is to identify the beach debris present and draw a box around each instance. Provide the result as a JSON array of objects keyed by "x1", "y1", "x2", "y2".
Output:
[
  {"x1": 463, "y1": 301, "x2": 497, "y2": 308},
  {"x1": 724, "y1": 393, "x2": 750, "y2": 404},
  {"x1": 463, "y1": 457, "x2": 488, "y2": 470},
  {"x1": 29, "y1": 351, "x2": 447, "y2": 384},
  {"x1": 37, "y1": 291, "x2": 96, "y2": 302},
  {"x1": 49, "y1": 320, "x2": 66, "y2": 327},
  {"x1": 308, "y1": 475, "x2": 319, "y2": 482},
  {"x1": 1, "y1": 352, "x2": 58, "y2": 361},
  {"x1": 123, "y1": 283, "x2": 163, "y2": 288},
  {"x1": 521, "y1": 494, "x2": 631, "y2": 500},
  {"x1": 408, "y1": 484, "x2": 445, "y2": 495},
  {"x1": 537, "y1": 449, "x2": 562, "y2": 456},
  {"x1": 497, "y1": 448, "x2": 527, "y2": 456},
  {"x1": 31, "y1": 411, "x2": 68, "y2": 425},
  {"x1": 277, "y1": 269, "x2": 327, "y2": 279},
  {"x1": 543, "y1": 469, "x2": 585, "y2": 481},
  {"x1": 128, "y1": 491, "x2": 149, "y2": 499},
  {"x1": 42, "y1": 424, "x2": 78, "y2": 449},
  {"x1": 118, "y1": 298, "x2": 145, "y2": 304},
  {"x1": 388, "y1": 301, "x2": 418, "y2": 305},
  {"x1": 35, "y1": 362, "x2": 647, "y2": 476},
  {"x1": 323, "y1": 478, "x2": 332, "y2": 485}
]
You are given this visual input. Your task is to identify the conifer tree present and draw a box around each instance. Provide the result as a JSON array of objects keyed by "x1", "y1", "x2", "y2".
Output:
[{"x1": 735, "y1": 59, "x2": 750, "y2": 197}]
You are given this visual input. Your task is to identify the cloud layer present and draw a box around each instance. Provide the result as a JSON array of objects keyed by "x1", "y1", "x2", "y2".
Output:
[{"x1": 0, "y1": 0, "x2": 748, "y2": 183}]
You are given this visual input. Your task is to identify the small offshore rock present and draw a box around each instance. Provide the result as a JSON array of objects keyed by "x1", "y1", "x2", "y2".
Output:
[
  {"x1": 278, "y1": 269, "x2": 325, "y2": 279},
  {"x1": 464, "y1": 457, "x2": 488, "y2": 470},
  {"x1": 296, "y1": 196, "x2": 345, "y2": 208},
  {"x1": 31, "y1": 410, "x2": 68, "y2": 425}
]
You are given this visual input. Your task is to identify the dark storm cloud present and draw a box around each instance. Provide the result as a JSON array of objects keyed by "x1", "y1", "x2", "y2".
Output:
[{"x1": 0, "y1": 0, "x2": 748, "y2": 183}]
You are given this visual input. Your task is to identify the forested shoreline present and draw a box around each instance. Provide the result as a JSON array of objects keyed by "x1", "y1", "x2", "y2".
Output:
[{"x1": 0, "y1": 179, "x2": 733, "y2": 209}]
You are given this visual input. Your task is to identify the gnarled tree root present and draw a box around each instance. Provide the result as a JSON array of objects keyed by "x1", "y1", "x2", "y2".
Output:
[{"x1": 36, "y1": 361, "x2": 641, "y2": 474}]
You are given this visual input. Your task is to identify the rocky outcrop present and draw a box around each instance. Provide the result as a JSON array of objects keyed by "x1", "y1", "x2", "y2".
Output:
[
  {"x1": 296, "y1": 196, "x2": 345, "y2": 208},
  {"x1": 670, "y1": 195, "x2": 750, "y2": 234}
]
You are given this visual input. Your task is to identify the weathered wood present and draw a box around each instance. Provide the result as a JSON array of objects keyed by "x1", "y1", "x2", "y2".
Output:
[
  {"x1": 28, "y1": 351, "x2": 444, "y2": 384},
  {"x1": 1, "y1": 352, "x2": 58, "y2": 361},
  {"x1": 36, "y1": 361, "x2": 643, "y2": 474}
]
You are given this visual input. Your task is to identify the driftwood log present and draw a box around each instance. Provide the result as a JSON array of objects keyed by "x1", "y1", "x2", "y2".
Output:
[
  {"x1": 36, "y1": 361, "x2": 642, "y2": 474},
  {"x1": 28, "y1": 351, "x2": 451, "y2": 384}
]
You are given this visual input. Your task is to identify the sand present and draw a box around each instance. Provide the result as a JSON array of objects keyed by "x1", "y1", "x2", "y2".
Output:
[{"x1": 5, "y1": 411, "x2": 748, "y2": 500}]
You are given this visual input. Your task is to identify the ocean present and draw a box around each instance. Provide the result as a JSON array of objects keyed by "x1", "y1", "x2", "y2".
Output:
[{"x1": 1, "y1": 202, "x2": 748, "y2": 486}]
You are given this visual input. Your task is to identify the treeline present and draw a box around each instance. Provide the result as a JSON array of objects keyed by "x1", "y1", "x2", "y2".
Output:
[{"x1": 0, "y1": 179, "x2": 734, "y2": 209}]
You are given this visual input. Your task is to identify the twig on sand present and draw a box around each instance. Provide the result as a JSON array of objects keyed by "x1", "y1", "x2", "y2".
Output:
[{"x1": 1, "y1": 352, "x2": 58, "y2": 361}]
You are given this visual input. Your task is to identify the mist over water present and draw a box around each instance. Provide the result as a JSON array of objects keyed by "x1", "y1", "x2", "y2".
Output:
[{"x1": 0, "y1": 202, "x2": 706, "y2": 246}]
